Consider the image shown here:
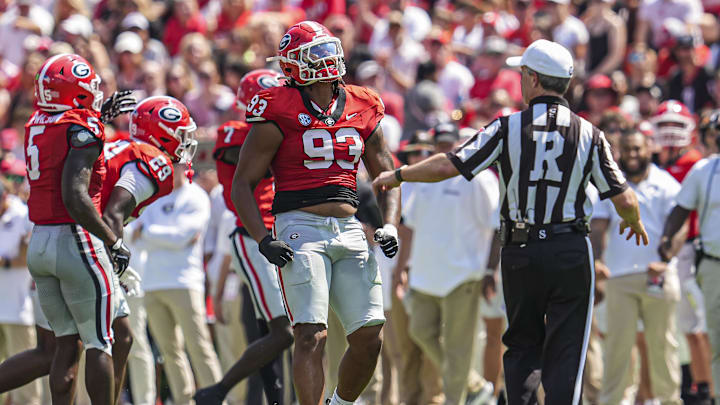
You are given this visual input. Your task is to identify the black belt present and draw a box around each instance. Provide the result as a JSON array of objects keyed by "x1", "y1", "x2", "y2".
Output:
[
  {"x1": 230, "y1": 226, "x2": 272, "y2": 238},
  {"x1": 500, "y1": 219, "x2": 589, "y2": 246}
]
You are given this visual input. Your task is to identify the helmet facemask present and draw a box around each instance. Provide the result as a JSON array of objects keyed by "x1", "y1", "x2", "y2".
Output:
[
  {"x1": 276, "y1": 36, "x2": 346, "y2": 85},
  {"x1": 176, "y1": 122, "x2": 198, "y2": 164},
  {"x1": 652, "y1": 118, "x2": 694, "y2": 148},
  {"x1": 156, "y1": 119, "x2": 198, "y2": 163},
  {"x1": 78, "y1": 76, "x2": 104, "y2": 112}
]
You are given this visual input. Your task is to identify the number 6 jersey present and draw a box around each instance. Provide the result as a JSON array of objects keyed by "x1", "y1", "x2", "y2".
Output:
[
  {"x1": 246, "y1": 84, "x2": 384, "y2": 214},
  {"x1": 101, "y1": 139, "x2": 175, "y2": 220},
  {"x1": 24, "y1": 109, "x2": 106, "y2": 225}
]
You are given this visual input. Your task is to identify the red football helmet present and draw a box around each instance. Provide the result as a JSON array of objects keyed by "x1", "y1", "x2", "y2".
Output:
[
  {"x1": 130, "y1": 96, "x2": 198, "y2": 163},
  {"x1": 269, "y1": 21, "x2": 346, "y2": 86},
  {"x1": 236, "y1": 69, "x2": 285, "y2": 110},
  {"x1": 650, "y1": 100, "x2": 696, "y2": 147},
  {"x1": 34, "y1": 53, "x2": 103, "y2": 113}
]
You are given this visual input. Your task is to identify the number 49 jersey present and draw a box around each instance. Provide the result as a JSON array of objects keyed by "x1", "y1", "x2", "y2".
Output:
[
  {"x1": 246, "y1": 84, "x2": 384, "y2": 213},
  {"x1": 101, "y1": 139, "x2": 174, "y2": 220},
  {"x1": 24, "y1": 109, "x2": 105, "y2": 225}
]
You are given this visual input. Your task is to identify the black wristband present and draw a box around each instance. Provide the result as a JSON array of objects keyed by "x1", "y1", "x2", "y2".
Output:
[
  {"x1": 259, "y1": 234, "x2": 274, "y2": 247},
  {"x1": 394, "y1": 166, "x2": 405, "y2": 182}
]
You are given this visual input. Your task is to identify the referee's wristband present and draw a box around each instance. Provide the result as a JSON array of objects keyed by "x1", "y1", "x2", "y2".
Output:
[{"x1": 394, "y1": 165, "x2": 407, "y2": 182}]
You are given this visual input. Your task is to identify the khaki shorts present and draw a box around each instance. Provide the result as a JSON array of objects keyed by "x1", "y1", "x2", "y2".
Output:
[
  {"x1": 275, "y1": 211, "x2": 385, "y2": 335},
  {"x1": 28, "y1": 224, "x2": 121, "y2": 354},
  {"x1": 676, "y1": 243, "x2": 707, "y2": 333},
  {"x1": 230, "y1": 231, "x2": 287, "y2": 321}
]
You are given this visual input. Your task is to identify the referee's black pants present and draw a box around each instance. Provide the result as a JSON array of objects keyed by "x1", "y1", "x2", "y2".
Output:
[{"x1": 501, "y1": 233, "x2": 594, "y2": 405}]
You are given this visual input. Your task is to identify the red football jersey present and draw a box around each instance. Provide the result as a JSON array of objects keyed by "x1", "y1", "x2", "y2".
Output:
[
  {"x1": 214, "y1": 120, "x2": 275, "y2": 229},
  {"x1": 246, "y1": 84, "x2": 384, "y2": 213},
  {"x1": 102, "y1": 139, "x2": 175, "y2": 220},
  {"x1": 666, "y1": 148, "x2": 703, "y2": 239},
  {"x1": 24, "y1": 109, "x2": 105, "y2": 225}
]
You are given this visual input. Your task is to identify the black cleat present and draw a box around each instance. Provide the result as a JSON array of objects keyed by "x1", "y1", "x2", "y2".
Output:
[{"x1": 193, "y1": 384, "x2": 227, "y2": 405}]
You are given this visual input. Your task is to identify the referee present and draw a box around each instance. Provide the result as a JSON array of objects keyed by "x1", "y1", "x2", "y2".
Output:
[{"x1": 373, "y1": 39, "x2": 649, "y2": 404}]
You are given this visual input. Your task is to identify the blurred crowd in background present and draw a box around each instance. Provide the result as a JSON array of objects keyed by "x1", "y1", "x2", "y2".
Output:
[{"x1": 1, "y1": 0, "x2": 720, "y2": 404}]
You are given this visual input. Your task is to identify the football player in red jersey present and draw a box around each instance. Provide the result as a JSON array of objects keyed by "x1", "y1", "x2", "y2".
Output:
[
  {"x1": 0, "y1": 95, "x2": 196, "y2": 404},
  {"x1": 231, "y1": 21, "x2": 400, "y2": 405},
  {"x1": 102, "y1": 96, "x2": 197, "y2": 235},
  {"x1": 195, "y1": 70, "x2": 292, "y2": 405},
  {"x1": 23, "y1": 53, "x2": 136, "y2": 405},
  {"x1": 652, "y1": 100, "x2": 713, "y2": 401}
]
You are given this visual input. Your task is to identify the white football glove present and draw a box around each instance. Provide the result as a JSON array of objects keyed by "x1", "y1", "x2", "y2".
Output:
[
  {"x1": 374, "y1": 224, "x2": 399, "y2": 258},
  {"x1": 119, "y1": 267, "x2": 142, "y2": 297}
]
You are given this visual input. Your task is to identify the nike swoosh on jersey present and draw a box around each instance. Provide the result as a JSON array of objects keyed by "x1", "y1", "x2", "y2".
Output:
[{"x1": 346, "y1": 113, "x2": 358, "y2": 120}]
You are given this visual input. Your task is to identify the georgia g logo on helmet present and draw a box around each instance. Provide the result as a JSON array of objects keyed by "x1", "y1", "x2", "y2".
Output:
[
  {"x1": 279, "y1": 34, "x2": 292, "y2": 51},
  {"x1": 258, "y1": 75, "x2": 280, "y2": 89},
  {"x1": 158, "y1": 106, "x2": 182, "y2": 122},
  {"x1": 71, "y1": 62, "x2": 91, "y2": 79}
]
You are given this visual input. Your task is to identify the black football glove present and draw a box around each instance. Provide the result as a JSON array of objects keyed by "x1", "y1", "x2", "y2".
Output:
[
  {"x1": 100, "y1": 90, "x2": 137, "y2": 123},
  {"x1": 259, "y1": 235, "x2": 294, "y2": 267},
  {"x1": 109, "y1": 238, "x2": 131, "y2": 277},
  {"x1": 374, "y1": 224, "x2": 399, "y2": 258}
]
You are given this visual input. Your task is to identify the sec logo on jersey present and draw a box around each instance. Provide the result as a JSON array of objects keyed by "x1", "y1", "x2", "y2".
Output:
[
  {"x1": 158, "y1": 106, "x2": 182, "y2": 122},
  {"x1": 298, "y1": 113, "x2": 312, "y2": 126}
]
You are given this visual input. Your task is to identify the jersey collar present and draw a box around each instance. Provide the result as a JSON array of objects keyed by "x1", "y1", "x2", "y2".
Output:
[
  {"x1": 529, "y1": 95, "x2": 570, "y2": 108},
  {"x1": 310, "y1": 98, "x2": 338, "y2": 115},
  {"x1": 300, "y1": 86, "x2": 347, "y2": 125}
]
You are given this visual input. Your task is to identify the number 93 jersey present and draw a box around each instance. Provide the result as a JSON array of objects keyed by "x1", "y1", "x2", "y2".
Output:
[
  {"x1": 25, "y1": 109, "x2": 105, "y2": 225},
  {"x1": 101, "y1": 139, "x2": 174, "y2": 220},
  {"x1": 246, "y1": 84, "x2": 384, "y2": 214}
]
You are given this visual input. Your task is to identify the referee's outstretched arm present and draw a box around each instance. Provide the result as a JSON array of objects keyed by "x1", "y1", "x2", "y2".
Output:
[
  {"x1": 373, "y1": 153, "x2": 460, "y2": 188},
  {"x1": 373, "y1": 134, "x2": 649, "y2": 246}
]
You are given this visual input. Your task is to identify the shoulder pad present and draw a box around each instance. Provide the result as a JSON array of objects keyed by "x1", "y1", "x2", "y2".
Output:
[
  {"x1": 62, "y1": 109, "x2": 104, "y2": 139},
  {"x1": 245, "y1": 86, "x2": 293, "y2": 123},
  {"x1": 344, "y1": 85, "x2": 385, "y2": 139}
]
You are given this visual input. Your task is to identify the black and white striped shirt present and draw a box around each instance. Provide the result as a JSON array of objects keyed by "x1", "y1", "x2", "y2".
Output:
[{"x1": 448, "y1": 96, "x2": 627, "y2": 225}]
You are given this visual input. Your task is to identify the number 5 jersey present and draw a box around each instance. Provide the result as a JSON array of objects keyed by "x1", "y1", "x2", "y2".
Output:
[
  {"x1": 24, "y1": 108, "x2": 106, "y2": 224},
  {"x1": 246, "y1": 84, "x2": 384, "y2": 214}
]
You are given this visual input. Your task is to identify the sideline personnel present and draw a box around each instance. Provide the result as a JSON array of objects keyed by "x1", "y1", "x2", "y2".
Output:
[
  {"x1": 660, "y1": 109, "x2": 720, "y2": 403},
  {"x1": 373, "y1": 39, "x2": 649, "y2": 404}
]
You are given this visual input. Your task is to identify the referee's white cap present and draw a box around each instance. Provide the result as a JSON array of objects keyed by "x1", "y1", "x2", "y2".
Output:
[{"x1": 506, "y1": 39, "x2": 574, "y2": 78}]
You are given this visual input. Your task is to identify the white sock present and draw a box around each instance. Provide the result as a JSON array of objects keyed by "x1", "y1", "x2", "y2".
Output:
[{"x1": 330, "y1": 389, "x2": 354, "y2": 405}]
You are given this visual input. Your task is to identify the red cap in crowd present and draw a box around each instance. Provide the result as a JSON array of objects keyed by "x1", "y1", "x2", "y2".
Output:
[{"x1": 586, "y1": 74, "x2": 614, "y2": 91}]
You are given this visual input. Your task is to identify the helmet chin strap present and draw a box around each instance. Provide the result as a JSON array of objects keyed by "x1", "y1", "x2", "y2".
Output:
[{"x1": 185, "y1": 160, "x2": 194, "y2": 183}]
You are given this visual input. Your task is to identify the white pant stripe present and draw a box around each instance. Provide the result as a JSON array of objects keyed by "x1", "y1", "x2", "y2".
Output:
[
  {"x1": 232, "y1": 233, "x2": 271, "y2": 321},
  {"x1": 573, "y1": 237, "x2": 596, "y2": 404},
  {"x1": 75, "y1": 225, "x2": 114, "y2": 345}
]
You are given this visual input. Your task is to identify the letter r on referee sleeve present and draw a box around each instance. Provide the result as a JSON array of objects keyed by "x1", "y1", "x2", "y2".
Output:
[{"x1": 447, "y1": 119, "x2": 504, "y2": 180}]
